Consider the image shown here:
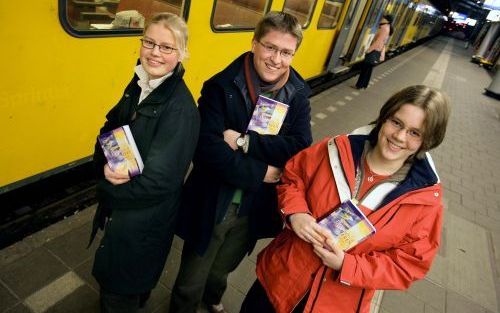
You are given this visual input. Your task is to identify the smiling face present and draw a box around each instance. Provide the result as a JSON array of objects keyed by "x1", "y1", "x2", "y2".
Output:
[
  {"x1": 140, "y1": 23, "x2": 180, "y2": 80},
  {"x1": 373, "y1": 104, "x2": 426, "y2": 168},
  {"x1": 251, "y1": 30, "x2": 297, "y2": 83}
]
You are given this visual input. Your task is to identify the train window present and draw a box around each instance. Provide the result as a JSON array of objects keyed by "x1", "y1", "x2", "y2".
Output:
[
  {"x1": 211, "y1": 0, "x2": 270, "y2": 31},
  {"x1": 283, "y1": 0, "x2": 317, "y2": 28},
  {"x1": 61, "y1": 0, "x2": 187, "y2": 36},
  {"x1": 317, "y1": 0, "x2": 344, "y2": 29}
]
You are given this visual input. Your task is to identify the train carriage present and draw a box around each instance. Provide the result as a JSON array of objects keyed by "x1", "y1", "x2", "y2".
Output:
[{"x1": 0, "y1": 0, "x2": 443, "y2": 194}]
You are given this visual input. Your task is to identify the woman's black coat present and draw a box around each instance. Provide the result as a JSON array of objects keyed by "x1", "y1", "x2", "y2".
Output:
[{"x1": 91, "y1": 63, "x2": 200, "y2": 295}]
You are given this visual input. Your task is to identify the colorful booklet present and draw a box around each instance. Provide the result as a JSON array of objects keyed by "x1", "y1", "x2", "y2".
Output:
[
  {"x1": 98, "y1": 125, "x2": 144, "y2": 177},
  {"x1": 318, "y1": 199, "x2": 376, "y2": 251},
  {"x1": 247, "y1": 95, "x2": 289, "y2": 135}
]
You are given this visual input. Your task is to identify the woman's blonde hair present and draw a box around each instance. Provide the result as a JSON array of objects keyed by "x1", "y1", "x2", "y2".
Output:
[{"x1": 144, "y1": 13, "x2": 188, "y2": 60}]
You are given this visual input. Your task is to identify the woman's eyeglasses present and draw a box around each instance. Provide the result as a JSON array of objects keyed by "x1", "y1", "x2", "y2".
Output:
[
  {"x1": 386, "y1": 117, "x2": 423, "y2": 141},
  {"x1": 140, "y1": 39, "x2": 177, "y2": 54}
]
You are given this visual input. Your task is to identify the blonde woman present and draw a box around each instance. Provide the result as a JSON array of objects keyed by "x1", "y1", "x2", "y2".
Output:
[{"x1": 90, "y1": 13, "x2": 199, "y2": 312}]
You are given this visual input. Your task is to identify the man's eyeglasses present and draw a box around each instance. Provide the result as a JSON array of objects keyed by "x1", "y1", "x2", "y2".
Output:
[
  {"x1": 258, "y1": 41, "x2": 295, "y2": 59},
  {"x1": 140, "y1": 39, "x2": 177, "y2": 54}
]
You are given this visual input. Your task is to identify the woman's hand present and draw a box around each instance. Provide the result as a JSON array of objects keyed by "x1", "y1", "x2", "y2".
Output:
[
  {"x1": 289, "y1": 213, "x2": 330, "y2": 246},
  {"x1": 104, "y1": 164, "x2": 130, "y2": 185},
  {"x1": 313, "y1": 235, "x2": 345, "y2": 270}
]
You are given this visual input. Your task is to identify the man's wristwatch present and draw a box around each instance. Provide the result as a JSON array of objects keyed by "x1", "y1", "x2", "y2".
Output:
[{"x1": 236, "y1": 134, "x2": 247, "y2": 150}]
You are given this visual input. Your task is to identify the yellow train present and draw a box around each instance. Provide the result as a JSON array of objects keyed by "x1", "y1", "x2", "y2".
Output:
[{"x1": 0, "y1": 0, "x2": 443, "y2": 193}]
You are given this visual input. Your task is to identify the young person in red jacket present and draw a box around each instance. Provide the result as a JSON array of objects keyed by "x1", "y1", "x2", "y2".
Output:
[{"x1": 241, "y1": 85, "x2": 451, "y2": 313}]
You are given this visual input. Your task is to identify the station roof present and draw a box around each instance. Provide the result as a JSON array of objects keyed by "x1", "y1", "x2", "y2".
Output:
[{"x1": 430, "y1": 0, "x2": 490, "y2": 19}]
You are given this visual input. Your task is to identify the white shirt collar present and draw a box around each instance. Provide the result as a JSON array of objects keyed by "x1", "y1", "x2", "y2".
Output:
[
  {"x1": 135, "y1": 64, "x2": 173, "y2": 89},
  {"x1": 134, "y1": 64, "x2": 173, "y2": 103}
]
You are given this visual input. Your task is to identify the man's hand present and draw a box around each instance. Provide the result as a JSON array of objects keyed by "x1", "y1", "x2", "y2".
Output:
[
  {"x1": 104, "y1": 164, "x2": 130, "y2": 185},
  {"x1": 263, "y1": 165, "x2": 282, "y2": 183},
  {"x1": 223, "y1": 129, "x2": 241, "y2": 151}
]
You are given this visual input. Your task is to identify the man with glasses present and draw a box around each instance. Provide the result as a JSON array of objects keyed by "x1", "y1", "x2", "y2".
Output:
[{"x1": 171, "y1": 11, "x2": 312, "y2": 313}]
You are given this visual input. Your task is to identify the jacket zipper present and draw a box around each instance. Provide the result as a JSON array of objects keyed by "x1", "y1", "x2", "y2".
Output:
[
  {"x1": 289, "y1": 287, "x2": 310, "y2": 313},
  {"x1": 356, "y1": 289, "x2": 366, "y2": 313},
  {"x1": 289, "y1": 272, "x2": 316, "y2": 313},
  {"x1": 293, "y1": 268, "x2": 365, "y2": 312},
  {"x1": 308, "y1": 266, "x2": 327, "y2": 312}
]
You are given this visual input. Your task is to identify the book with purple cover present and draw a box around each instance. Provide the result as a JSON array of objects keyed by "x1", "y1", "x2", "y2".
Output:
[
  {"x1": 247, "y1": 95, "x2": 289, "y2": 135},
  {"x1": 318, "y1": 199, "x2": 376, "y2": 251},
  {"x1": 98, "y1": 125, "x2": 144, "y2": 177}
]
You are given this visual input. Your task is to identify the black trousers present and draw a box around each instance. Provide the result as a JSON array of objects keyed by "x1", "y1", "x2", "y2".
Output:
[
  {"x1": 355, "y1": 62, "x2": 374, "y2": 89},
  {"x1": 240, "y1": 280, "x2": 307, "y2": 313},
  {"x1": 170, "y1": 204, "x2": 250, "y2": 313},
  {"x1": 99, "y1": 289, "x2": 151, "y2": 313}
]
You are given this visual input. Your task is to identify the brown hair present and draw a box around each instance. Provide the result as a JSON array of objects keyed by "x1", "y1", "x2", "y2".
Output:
[
  {"x1": 253, "y1": 11, "x2": 303, "y2": 49},
  {"x1": 372, "y1": 85, "x2": 451, "y2": 154}
]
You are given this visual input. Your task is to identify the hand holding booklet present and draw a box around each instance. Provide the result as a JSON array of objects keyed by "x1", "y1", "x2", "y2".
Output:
[
  {"x1": 98, "y1": 125, "x2": 144, "y2": 177},
  {"x1": 318, "y1": 199, "x2": 376, "y2": 251},
  {"x1": 247, "y1": 95, "x2": 289, "y2": 135}
]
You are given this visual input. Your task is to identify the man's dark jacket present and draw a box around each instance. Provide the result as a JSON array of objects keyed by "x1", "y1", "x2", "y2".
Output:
[
  {"x1": 91, "y1": 63, "x2": 200, "y2": 294},
  {"x1": 176, "y1": 53, "x2": 312, "y2": 255}
]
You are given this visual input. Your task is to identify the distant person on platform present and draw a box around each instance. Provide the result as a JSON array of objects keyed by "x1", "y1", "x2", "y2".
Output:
[
  {"x1": 354, "y1": 14, "x2": 394, "y2": 89},
  {"x1": 89, "y1": 13, "x2": 199, "y2": 313},
  {"x1": 241, "y1": 85, "x2": 450, "y2": 312},
  {"x1": 170, "y1": 11, "x2": 313, "y2": 313}
]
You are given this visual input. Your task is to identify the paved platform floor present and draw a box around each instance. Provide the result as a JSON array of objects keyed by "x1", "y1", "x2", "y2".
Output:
[{"x1": 1, "y1": 36, "x2": 499, "y2": 313}]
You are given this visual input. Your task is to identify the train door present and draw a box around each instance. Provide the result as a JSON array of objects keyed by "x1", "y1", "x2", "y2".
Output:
[
  {"x1": 388, "y1": 0, "x2": 416, "y2": 50},
  {"x1": 348, "y1": 0, "x2": 389, "y2": 63},
  {"x1": 325, "y1": 0, "x2": 369, "y2": 73},
  {"x1": 385, "y1": 0, "x2": 406, "y2": 50},
  {"x1": 411, "y1": 1, "x2": 439, "y2": 41},
  {"x1": 325, "y1": 0, "x2": 392, "y2": 73}
]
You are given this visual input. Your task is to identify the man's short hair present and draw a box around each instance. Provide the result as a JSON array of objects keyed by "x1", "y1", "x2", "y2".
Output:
[{"x1": 254, "y1": 11, "x2": 303, "y2": 49}]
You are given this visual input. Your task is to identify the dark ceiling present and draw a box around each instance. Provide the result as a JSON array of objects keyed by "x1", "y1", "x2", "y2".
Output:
[{"x1": 429, "y1": 0, "x2": 490, "y2": 19}]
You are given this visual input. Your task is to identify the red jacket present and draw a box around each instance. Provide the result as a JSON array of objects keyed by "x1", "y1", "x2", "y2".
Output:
[{"x1": 256, "y1": 134, "x2": 443, "y2": 312}]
